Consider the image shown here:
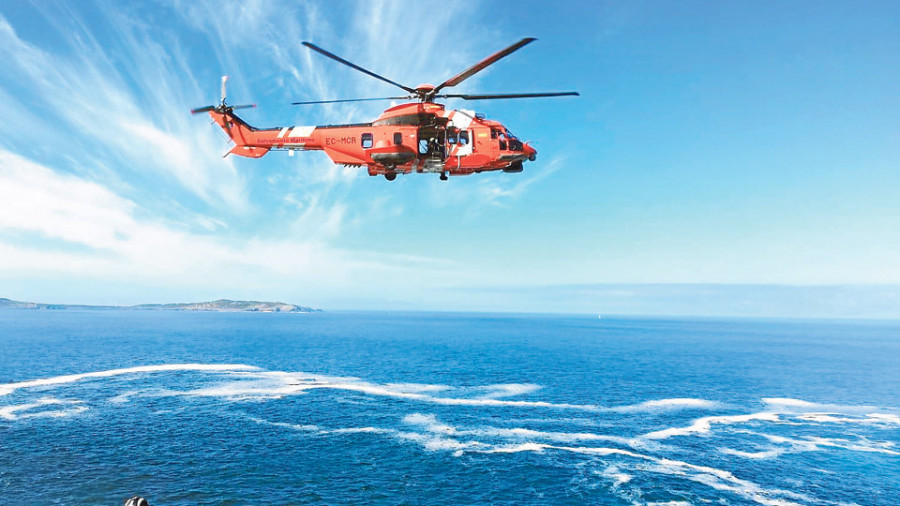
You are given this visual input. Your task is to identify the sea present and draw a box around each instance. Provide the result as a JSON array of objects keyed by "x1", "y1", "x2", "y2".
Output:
[{"x1": 1, "y1": 310, "x2": 898, "y2": 505}]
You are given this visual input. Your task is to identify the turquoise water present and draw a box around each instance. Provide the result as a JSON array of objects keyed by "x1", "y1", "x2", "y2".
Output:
[{"x1": 1, "y1": 311, "x2": 898, "y2": 504}]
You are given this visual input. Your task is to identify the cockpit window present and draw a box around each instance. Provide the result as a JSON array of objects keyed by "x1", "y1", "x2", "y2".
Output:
[{"x1": 459, "y1": 131, "x2": 469, "y2": 146}]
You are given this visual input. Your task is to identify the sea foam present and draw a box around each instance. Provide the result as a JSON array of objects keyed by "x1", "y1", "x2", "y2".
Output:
[
  {"x1": 0, "y1": 397, "x2": 87, "y2": 420},
  {"x1": 641, "y1": 412, "x2": 780, "y2": 440},
  {"x1": 0, "y1": 364, "x2": 259, "y2": 396}
]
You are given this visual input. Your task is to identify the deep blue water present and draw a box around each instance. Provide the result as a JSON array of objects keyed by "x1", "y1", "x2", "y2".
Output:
[{"x1": 1, "y1": 310, "x2": 898, "y2": 505}]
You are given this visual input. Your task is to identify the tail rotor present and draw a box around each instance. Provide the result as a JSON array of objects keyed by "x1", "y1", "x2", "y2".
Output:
[{"x1": 191, "y1": 75, "x2": 256, "y2": 115}]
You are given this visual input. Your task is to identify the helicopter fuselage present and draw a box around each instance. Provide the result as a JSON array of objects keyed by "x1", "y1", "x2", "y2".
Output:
[{"x1": 208, "y1": 102, "x2": 536, "y2": 179}]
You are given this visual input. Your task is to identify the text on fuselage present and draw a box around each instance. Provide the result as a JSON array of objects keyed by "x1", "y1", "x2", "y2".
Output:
[{"x1": 326, "y1": 136, "x2": 356, "y2": 146}]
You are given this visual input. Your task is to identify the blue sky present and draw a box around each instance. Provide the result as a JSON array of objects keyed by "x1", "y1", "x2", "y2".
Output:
[{"x1": 0, "y1": 1, "x2": 898, "y2": 316}]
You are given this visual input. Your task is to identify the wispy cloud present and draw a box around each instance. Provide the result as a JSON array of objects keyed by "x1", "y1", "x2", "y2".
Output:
[
  {"x1": 0, "y1": 12, "x2": 246, "y2": 210},
  {"x1": 0, "y1": 149, "x2": 460, "y2": 300}
]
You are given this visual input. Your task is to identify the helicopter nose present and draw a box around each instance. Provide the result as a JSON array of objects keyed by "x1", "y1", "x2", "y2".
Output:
[{"x1": 524, "y1": 143, "x2": 537, "y2": 162}]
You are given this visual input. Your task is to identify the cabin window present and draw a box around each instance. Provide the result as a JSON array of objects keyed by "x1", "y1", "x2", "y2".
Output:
[
  {"x1": 361, "y1": 133, "x2": 373, "y2": 148},
  {"x1": 393, "y1": 132, "x2": 402, "y2": 145},
  {"x1": 418, "y1": 139, "x2": 429, "y2": 154},
  {"x1": 490, "y1": 129, "x2": 497, "y2": 139},
  {"x1": 447, "y1": 130, "x2": 458, "y2": 145},
  {"x1": 458, "y1": 131, "x2": 469, "y2": 146},
  {"x1": 498, "y1": 132, "x2": 507, "y2": 151}
]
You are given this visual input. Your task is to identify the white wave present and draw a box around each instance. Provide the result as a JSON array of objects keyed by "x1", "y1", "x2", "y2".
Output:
[
  {"x1": 0, "y1": 364, "x2": 260, "y2": 396},
  {"x1": 402, "y1": 412, "x2": 639, "y2": 447},
  {"x1": 763, "y1": 397, "x2": 821, "y2": 408},
  {"x1": 475, "y1": 383, "x2": 542, "y2": 399},
  {"x1": 188, "y1": 374, "x2": 602, "y2": 411},
  {"x1": 395, "y1": 430, "x2": 484, "y2": 455},
  {"x1": 476, "y1": 436, "x2": 810, "y2": 506},
  {"x1": 608, "y1": 398, "x2": 723, "y2": 413},
  {"x1": 763, "y1": 398, "x2": 897, "y2": 417},
  {"x1": 403, "y1": 413, "x2": 456, "y2": 434},
  {"x1": 383, "y1": 382, "x2": 451, "y2": 394},
  {"x1": 108, "y1": 390, "x2": 140, "y2": 404},
  {"x1": 0, "y1": 396, "x2": 87, "y2": 420},
  {"x1": 428, "y1": 434, "x2": 809, "y2": 506},
  {"x1": 183, "y1": 380, "x2": 309, "y2": 400},
  {"x1": 793, "y1": 412, "x2": 900, "y2": 426},
  {"x1": 241, "y1": 413, "x2": 400, "y2": 440},
  {"x1": 647, "y1": 457, "x2": 807, "y2": 506},
  {"x1": 719, "y1": 447, "x2": 785, "y2": 459},
  {"x1": 242, "y1": 412, "x2": 477, "y2": 458},
  {"x1": 511, "y1": 416, "x2": 609, "y2": 426},
  {"x1": 642, "y1": 412, "x2": 780, "y2": 440},
  {"x1": 242, "y1": 415, "x2": 320, "y2": 432},
  {"x1": 755, "y1": 432, "x2": 900, "y2": 456},
  {"x1": 481, "y1": 442, "x2": 552, "y2": 454},
  {"x1": 805, "y1": 436, "x2": 899, "y2": 456},
  {"x1": 327, "y1": 427, "x2": 393, "y2": 435},
  {"x1": 164, "y1": 368, "x2": 730, "y2": 416},
  {"x1": 601, "y1": 466, "x2": 634, "y2": 487},
  {"x1": 866, "y1": 413, "x2": 900, "y2": 424}
]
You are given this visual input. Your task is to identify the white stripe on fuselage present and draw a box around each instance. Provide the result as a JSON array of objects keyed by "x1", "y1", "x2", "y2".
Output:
[
  {"x1": 445, "y1": 109, "x2": 475, "y2": 130},
  {"x1": 288, "y1": 126, "x2": 315, "y2": 138}
]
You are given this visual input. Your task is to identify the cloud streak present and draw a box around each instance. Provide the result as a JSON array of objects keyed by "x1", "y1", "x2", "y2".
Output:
[{"x1": 0, "y1": 149, "x2": 464, "y2": 303}]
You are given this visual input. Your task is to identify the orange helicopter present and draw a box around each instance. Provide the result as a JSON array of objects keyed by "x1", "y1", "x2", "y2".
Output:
[{"x1": 192, "y1": 38, "x2": 578, "y2": 181}]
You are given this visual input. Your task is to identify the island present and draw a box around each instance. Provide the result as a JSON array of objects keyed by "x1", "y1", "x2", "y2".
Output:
[{"x1": 0, "y1": 298, "x2": 319, "y2": 313}]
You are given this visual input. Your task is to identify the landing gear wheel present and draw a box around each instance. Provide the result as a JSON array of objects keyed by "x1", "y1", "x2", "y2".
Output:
[
  {"x1": 384, "y1": 172, "x2": 397, "y2": 181},
  {"x1": 439, "y1": 172, "x2": 448, "y2": 181}
]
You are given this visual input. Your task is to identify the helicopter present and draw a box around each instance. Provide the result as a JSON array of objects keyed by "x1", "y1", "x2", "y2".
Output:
[{"x1": 192, "y1": 38, "x2": 578, "y2": 181}]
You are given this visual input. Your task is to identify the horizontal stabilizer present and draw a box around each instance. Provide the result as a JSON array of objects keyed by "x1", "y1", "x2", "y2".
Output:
[{"x1": 227, "y1": 145, "x2": 270, "y2": 158}]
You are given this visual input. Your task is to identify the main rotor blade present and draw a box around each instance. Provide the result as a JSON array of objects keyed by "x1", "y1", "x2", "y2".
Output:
[
  {"x1": 439, "y1": 91, "x2": 580, "y2": 100},
  {"x1": 302, "y1": 42, "x2": 416, "y2": 94},
  {"x1": 292, "y1": 96, "x2": 410, "y2": 105},
  {"x1": 191, "y1": 105, "x2": 216, "y2": 114},
  {"x1": 432, "y1": 38, "x2": 536, "y2": 95},
  {"x1": 230, "y1": 104, "x2": 257, "y2": 110}
]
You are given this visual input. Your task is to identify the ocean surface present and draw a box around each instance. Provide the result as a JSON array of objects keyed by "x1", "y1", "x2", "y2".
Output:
[{"x1": 1, "y1": 310, "x2": 898, "y2": 505}]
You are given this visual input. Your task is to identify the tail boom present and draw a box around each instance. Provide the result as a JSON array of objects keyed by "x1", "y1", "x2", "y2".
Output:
[{"x1": 209, "y1": 110, "x2": 322, "y2": 159}]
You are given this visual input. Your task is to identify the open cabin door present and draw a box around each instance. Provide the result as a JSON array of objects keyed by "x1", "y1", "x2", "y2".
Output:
[
  {"x1": 446, "y1": 109, "x2": 475, "y2": 158},
  {"x1": 447, "y1": 128, "x2": 473, "y2": 157}
]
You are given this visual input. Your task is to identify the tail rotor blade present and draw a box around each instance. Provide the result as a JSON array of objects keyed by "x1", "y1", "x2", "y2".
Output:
[{"x1": 220, "y1": 75, "x2": 229, "y2": 104}]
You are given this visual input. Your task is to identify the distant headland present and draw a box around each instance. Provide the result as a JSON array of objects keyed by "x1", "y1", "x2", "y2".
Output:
[{"x1": 0, "y1": 298, "x2": 319, "y2": 313}]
